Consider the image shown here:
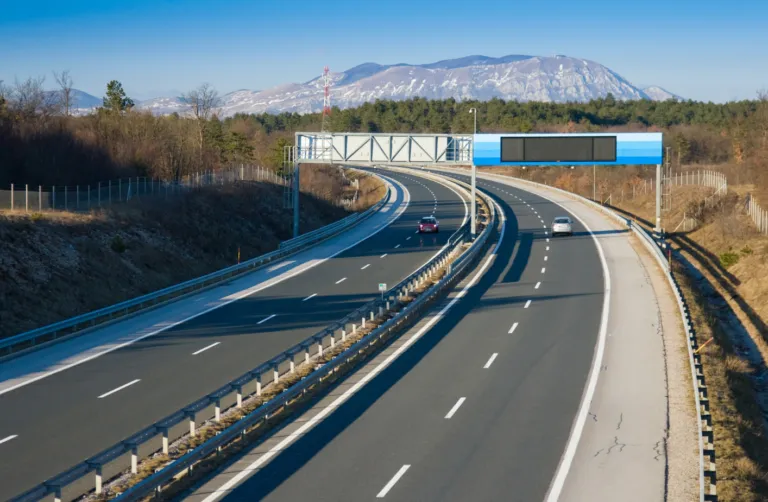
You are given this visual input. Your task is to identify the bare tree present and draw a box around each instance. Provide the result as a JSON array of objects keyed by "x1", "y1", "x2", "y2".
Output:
[
  {"x1": 181, "y1": 83, "x2": 222, "y2": 157},
  {"x1": 10, "y1": 76, "x2": 58, "y2": 118},
  {"x1": 54, "y1": 70, "x2": 75, "y2": 116}
]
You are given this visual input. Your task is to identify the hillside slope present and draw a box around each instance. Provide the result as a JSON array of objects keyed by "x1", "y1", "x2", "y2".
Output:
[{"x1": 0, "y1": 168, "x2": 384, "y2": 338}]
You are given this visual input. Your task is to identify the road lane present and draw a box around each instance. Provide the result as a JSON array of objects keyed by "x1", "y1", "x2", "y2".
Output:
[
  {"x1": 200, "y1": 173, "x2": 606, "y2": 502},
  {"x1": 0, "y1": 169, "x2": 468, "y2": 501}
]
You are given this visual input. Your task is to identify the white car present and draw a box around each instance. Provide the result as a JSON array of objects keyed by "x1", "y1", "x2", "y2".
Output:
[{"x1": 551, "y1": 216, "x2": 573, "y2": 236}]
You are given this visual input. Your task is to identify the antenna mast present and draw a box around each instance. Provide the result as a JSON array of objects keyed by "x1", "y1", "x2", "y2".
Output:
[{"x1": 321, "y1": 66, "x2": 331, "y2": 132}]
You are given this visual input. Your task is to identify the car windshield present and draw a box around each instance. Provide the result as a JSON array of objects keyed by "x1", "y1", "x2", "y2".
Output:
[
  {"x1": 421, "y1": 218, "x2": 436, "y2": 224},
  {"x1": 554, "y1": 218, "x2": 570, "y2": 224}
]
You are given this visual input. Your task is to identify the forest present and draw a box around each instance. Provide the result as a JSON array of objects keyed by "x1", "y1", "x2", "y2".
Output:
[{"x1": 1, "y1": 75, "x2": 766, "y2": 187}]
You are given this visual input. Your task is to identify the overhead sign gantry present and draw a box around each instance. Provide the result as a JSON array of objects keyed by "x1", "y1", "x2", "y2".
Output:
[{"x1": 290, "y1": 131, "x2": 664, "y2": 239}]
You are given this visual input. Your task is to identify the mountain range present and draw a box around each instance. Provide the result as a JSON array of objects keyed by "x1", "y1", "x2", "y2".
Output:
[{"x1": 69, "y1": 54, "x2": 683, "y2": 117}]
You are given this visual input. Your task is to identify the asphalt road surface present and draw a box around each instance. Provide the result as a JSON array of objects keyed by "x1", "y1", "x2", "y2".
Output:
[
  {"x1": 0, "y1": 170, "x2": 469, "y2": 501},
  {"x1": 197, "y1": 171, "x2": 608, "y2": 502}
]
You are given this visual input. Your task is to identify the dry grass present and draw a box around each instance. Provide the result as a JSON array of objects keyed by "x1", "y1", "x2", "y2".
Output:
[
  {"x1": 0, "y1": 169, "x2": 384, "y2": 339},
  {"x1": 477, "y1": 163, "x2": 768, "y2": 501},
  {"x1": 676, "y1": 269, "x2": 768, "y2": 501}
]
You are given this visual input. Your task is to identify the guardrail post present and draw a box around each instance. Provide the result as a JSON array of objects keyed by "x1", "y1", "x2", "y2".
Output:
[
  {"x1": 304, "y1": 344, "x2": 311, "y2": 365},
  {"x1": 289, "y1": 357, "x2": 295, "y2": 373},
  {"x1": 236, "y1": 385, "x2": 244, "y2": 407},
  {"x1": 188, "y1": 412, "x2": 196, "y2": 437},
  {"x1": 255, "y1": 376, "x2": 262, "y2": 397},
  {"x1": 379, "y1": 306, "x2": 384, "y2": 316},
  {"x1": 131, "y1": 444, "x2": 139, "y2": 474},
  {"x1": 161, "y1": 427, "x2": 169, "y2": 454},
  {"x1": 330, "y1": 331, "x2": 336, "y2": 349},
  {"x1": 341, "y1": 328, "x2": 347, "y2": 342},
  {"x1": 352, "y1": 324, "x2": 357, "y2": 334},
  {"x1": 370, "y1": 310, "x2": 375, "y2": 321},
  {"x1": 94, "y1": 464, "x2": 103, "y2": 494},
  {"x1": 317, "y1": 337, "x2": 324, "y2": 357},
  {"x1": 361, "y1": 316, "x2": 366, "y2": 329},
  {"x1": 273, "y1": 364, "x2": 280, "y2": 384},
  {"x1": 53, "y1": 486, "x2": 62, "y2": 502}
]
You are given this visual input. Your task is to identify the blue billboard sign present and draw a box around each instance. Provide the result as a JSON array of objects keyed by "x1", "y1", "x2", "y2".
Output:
[{"x1": 473, "y1": 132, "x2": 663, "y2": 166}]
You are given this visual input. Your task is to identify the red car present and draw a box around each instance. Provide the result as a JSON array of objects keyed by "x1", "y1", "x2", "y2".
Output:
[{"x1": 418, "y1": 216, "x2": 439, "y2": 233}]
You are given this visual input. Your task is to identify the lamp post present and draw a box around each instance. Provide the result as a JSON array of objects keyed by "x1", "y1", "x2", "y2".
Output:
[{"x1": 469, "y1": 107, "x2": 477, "y2": 238}]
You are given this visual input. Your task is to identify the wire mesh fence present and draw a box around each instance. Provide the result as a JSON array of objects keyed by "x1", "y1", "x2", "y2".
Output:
[{"x1": 0, "y1": 165, "x2": 289, "y2": 213}]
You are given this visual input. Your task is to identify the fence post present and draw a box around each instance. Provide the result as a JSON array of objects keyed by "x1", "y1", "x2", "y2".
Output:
[
  {"x1": 10, "y1": 183, "x2": 13, "y2": 210},
  {"x1": 52, "y1": 186, "x2": 55, "y2": 210},
  {"x1": 38, "y1": 186, "x2": 42, "y2": 212},
  {"x1": 76, "y1": 186, "x2": 80, "y2": 210},
  {"x1": 25, "y1": 184, "x2": 29, "y2": 212},
  {"x1": 88, "y1": 185, "x2": 91, "y2": 209},
  {"x1": 119, "y1": 179, "x2": 122, "y2": 201},
  {"x1": 65, "y1": 186, "x2": 68, "y2": 211}
]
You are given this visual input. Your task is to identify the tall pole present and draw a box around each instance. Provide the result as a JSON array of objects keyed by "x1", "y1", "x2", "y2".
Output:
[
  {"x1": 293, "y1": 158, "x2": 300, "y2": 238},
  {"x1": 469, "y1": 108, "x2": 477, "y2": 238},
  {"x1": 593, "y1": 164, "x2": 596, "y2": 200},
  {"x1": 655, "y1": 163, "x2": 662, "y2": 233}
]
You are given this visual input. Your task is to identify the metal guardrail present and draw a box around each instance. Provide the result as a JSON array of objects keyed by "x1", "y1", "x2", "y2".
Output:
[
  {"x1": 0, "y1": 185, "x2": 392, "y2": 360},
  {"x1": 439, "y1": 167, "x2": 715, "y2": 501},
  {"x1": 10, "y1": 172, "x2": 494, "y2": 502}
]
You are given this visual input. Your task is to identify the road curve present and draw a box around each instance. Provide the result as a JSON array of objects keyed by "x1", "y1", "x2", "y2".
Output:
[
  {"x1": 187, "y1": 169, "x2": 608, "y2": 502},
  {"x1": 0, "y1": 170, "x2": 469, "y2": 501}
]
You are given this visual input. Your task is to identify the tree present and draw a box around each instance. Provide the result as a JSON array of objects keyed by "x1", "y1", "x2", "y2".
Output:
[
  {"x1": 102, "y1": 80, "x2": 134, "y2": 114},
  {"x1": 9, "y1": 76, "x2": 57, "y2": 118},
  {"x1": 53, "y1": 70, "x2": 75, "y2": 116},
  {"x1": 674, "y1": 132, "x2": 691, "y2": 165},
  {"x1": 181, "y1": 83, "x2": 222, "y2": 157}
]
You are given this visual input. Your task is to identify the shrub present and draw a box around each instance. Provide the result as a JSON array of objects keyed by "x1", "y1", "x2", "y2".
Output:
[
  {"x1": 741, "y1": 245, "x2": 754, "y2": 255},
  {"x1": 719, "y1": 251, "x2": 740, "y2": 268},
  {"x1": 111, "y1": 235, "x2": 127, "y2": 253}
]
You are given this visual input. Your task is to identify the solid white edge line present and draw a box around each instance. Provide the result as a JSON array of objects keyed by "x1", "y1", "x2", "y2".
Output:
[
  {"x1": 0, "y1": 435, "x2": 18, "y2": 445},
  {"x1": 98, "y1": 378, "x2": 140, "y2": 399},
  {"x1": 197, "y1": 187, "x2": 505, "y2": 502},
  {"x1": 0, "y1": 175, "x2": 412, "y2": 398},
  {"x1": 483, "y1": 353, "x2": 498, "y2": 369},
  {"x1": 524, "y1": 300, "x2": 532, "y2": 309},
  {"x1": 444, "y1": 397, "x2": 467, "y2": 419},
  {"x1": 302, "y1": 293, "x2": 318, "y2": 302},
  {"x1": 508, "y1": 322, "x2": 519, "y2": 334},
  {"x1": 377, "y1": 464, "x2": 411, "y2": 498},
  {"x1": 257, "y1": 314, "x2": 277, "y2": 325},
  {"x1": 467, "y1": 170, "x2": 611, "y2": 502},
  {"x1": 192, "y1": 342, "x2": 221, "y2": 355},
  {"x1": 361, "y1": 264, "x2": 370, "y2": 270},
  {"x1": 335, "y1": 277, "x2": 347, "y2": 284}
]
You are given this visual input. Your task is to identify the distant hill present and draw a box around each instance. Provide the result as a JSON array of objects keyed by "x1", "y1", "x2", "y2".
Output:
[{"x1": 68, "y1": 54, "x2": 686, "y2": 117}]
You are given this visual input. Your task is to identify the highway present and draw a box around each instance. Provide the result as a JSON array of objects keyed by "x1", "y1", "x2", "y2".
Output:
[
  {"x1": 189, "y1": 171, "x2": 608, "y2": 501},
  {"x1": 0, "y1": 170, "x2": 470, "y2": 501}
]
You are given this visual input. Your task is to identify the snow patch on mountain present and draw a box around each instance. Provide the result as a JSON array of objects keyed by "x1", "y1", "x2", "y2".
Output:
[{"x1": 70, "y1": 54, "x2": 684, "y2": 117}]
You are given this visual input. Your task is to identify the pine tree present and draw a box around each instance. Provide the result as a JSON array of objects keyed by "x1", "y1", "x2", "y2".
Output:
[{"x1": 102, "y1": 80, "x2": 134, "y2": 114}]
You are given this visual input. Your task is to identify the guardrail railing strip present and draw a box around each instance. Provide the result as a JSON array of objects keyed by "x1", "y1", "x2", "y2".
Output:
[
  {"x1": 437, "y1": 167, "x2": 712, "y2": 501},
  {"x1": 1, "y1": 183, "x2": 391, "y2": 358},
  {"x1": 10, "y1": 171, "x2": 493, "y2": 502}
]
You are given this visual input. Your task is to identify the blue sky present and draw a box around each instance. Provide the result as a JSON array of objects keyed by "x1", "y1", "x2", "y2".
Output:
[{"x1": 1, "y1": 0, "x2": 766, "y2": 102}]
